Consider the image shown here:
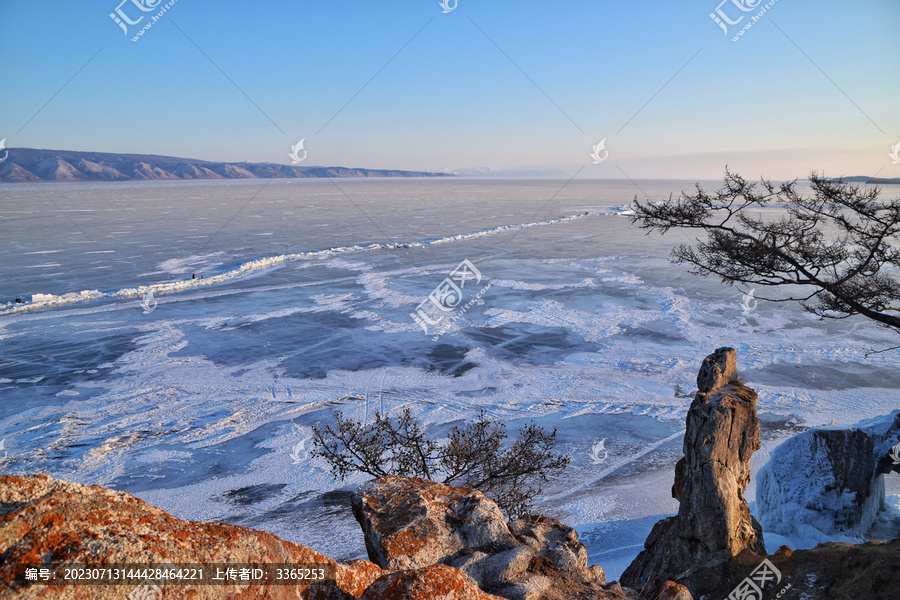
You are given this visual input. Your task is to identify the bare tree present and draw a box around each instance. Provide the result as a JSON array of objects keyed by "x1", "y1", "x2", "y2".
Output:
[
  {"x1": 631, "y1": 170, "x2": 900, "y2": 352},
  {"x1": 312, "y1": 408, "x2": 570, "y2": 518}
]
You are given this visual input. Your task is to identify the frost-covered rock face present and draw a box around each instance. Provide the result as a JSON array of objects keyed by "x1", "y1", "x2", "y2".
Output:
[
  {"x1": 756, "y1": 410, "x2": 900, "y2": 542},
  {"x1": 621, "y1": 347, "x2": 764, "y2": 598},
  {"x1": 351, "y1": 476, "x2": 623, "y2": 600}
]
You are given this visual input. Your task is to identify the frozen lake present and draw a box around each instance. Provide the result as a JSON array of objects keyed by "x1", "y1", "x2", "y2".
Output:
[{"x1": 1, "y1": 178, "x2": 898, "y2": 577}]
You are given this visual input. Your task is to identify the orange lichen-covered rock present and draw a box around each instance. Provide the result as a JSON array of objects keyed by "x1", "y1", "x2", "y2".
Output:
[
  {"x1": 359, "y1": 565, "x2": 505, "y2": 600},
  {"x1": 0, "y1": 474, "x2": 383, "y2": 599},
  {"x1": 351, "y1": 475, "x2": 518, "y2": 571},
  {"x1": 658, "y1": 580, "x2": 692, "y2": 600},
  {"x1": 351, "y1": 477, "x2": 627, "y2": 600}
]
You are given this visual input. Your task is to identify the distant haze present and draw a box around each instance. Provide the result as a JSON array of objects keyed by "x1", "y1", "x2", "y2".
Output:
[{"x1": 0, "y1": 1, "x2": 897, "y2": 179}]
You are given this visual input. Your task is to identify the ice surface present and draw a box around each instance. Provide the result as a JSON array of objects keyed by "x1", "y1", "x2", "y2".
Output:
[{"x1": 1, "y1": 179, "x2": 899, "y2": 569}]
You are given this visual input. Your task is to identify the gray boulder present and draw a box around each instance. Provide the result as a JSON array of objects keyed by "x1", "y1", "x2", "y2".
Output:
[
  {"x1": 351, "y1": 475, "x2": 517, "y2": 571},
  {"x1": 352, "y1": 476, "x2": 625, "y2": 600}
]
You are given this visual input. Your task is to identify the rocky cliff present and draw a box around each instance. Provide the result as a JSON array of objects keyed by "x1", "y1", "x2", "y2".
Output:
[
  {"x1": 621, "y1": 347, "x2": 766, "y2": 597},
  {"x1": 351, "y1": 476, "x2": 619, "y2": 600},
  {"x1": 0, "y1": 475, "x2": 493, "y2": 600},
  {"x1": 4, "y1": 470, "x2": 899, "y2": 600}
]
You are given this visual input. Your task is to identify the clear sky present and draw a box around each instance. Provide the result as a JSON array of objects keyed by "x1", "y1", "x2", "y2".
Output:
[{"x1": 1, "y1": 0, "x2": 898, "y2": 179}]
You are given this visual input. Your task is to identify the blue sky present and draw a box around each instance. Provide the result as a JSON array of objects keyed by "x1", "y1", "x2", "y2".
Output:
[{"x1": 1, "y1": 0, "x2": 898, "y2": 179}]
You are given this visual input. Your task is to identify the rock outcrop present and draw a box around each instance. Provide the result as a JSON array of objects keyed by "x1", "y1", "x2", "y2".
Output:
[
  {"x1": 695, "y1": 346, "x2": 738, "y2": 393},
  {"x1": 756, "y1": 410, "x2": 900, "y2": 542},
  {"x1": 351, "y1": 475, "x2": 518, "y2": 571},
  {"x1": 657, "y1": 581, "x2": 692, "y2": 600},
  {"x1": 708, "y1": 540, "x2": 900, "y2": 600},
  {"x1": 0, "y1": 474, "x2": 382, "y2": 599},
  {"x1": 359, "y1": 565, "x2": 503, "y2": 600},
  {"x1": 621, "y1": 347, "x2": 764, "y2": 598},
  {"x1": 352, "y1": 476, "x2": 625, "y2": 600},
  {"x1": 0, "y1": 474, "x2": 487, "y2": 600}
]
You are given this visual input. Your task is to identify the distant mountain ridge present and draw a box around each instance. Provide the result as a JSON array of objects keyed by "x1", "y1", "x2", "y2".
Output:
[
  {"x1": 839, "y1": 176, "x2": 900, "y2": 184},
  {"x1": 0, "y1": 148, "x2": 453, "y2": 183}
]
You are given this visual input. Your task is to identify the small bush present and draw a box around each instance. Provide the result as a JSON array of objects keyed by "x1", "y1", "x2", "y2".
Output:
[{"x1": 311, "y1": 408, "x2": 570, "y2": 518}]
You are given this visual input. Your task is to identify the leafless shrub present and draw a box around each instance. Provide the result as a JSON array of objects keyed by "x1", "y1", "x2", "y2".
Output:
[{"x1": 312, "y1": 408, "x2": 570, "y2": 518}]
